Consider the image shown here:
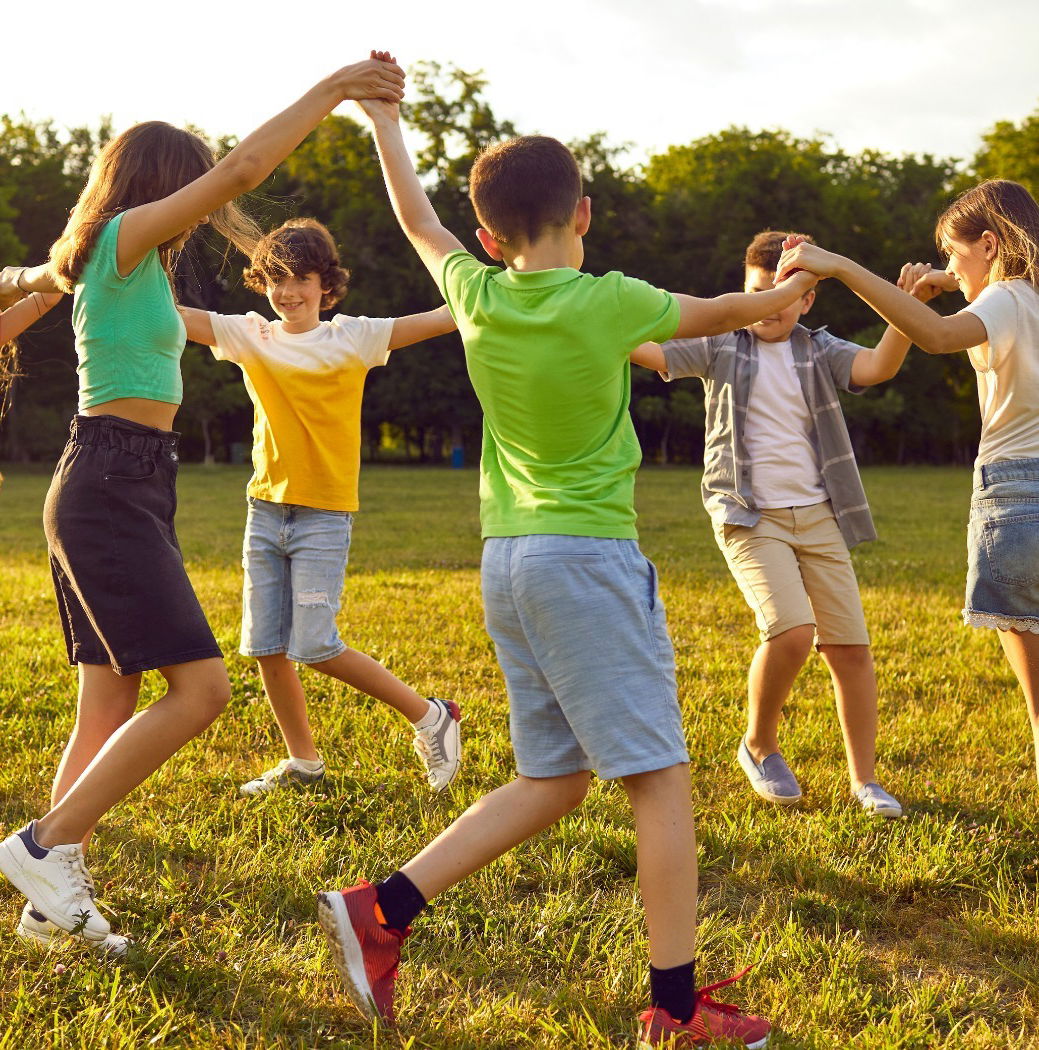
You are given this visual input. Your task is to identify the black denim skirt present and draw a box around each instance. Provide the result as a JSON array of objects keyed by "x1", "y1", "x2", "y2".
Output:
[{"x1": 43, "y1": 415, "x2": 222, "y2": 675}]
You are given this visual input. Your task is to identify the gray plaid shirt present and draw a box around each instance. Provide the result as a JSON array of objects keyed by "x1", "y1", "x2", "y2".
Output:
[{"x1": 661, "y1": 323, "x2": 876, "y2": 549}]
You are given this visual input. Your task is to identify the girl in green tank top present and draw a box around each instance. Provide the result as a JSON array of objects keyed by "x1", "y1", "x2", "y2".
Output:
[{"x1": 0, "y1": 53, "x2": 408, "y2": 950}]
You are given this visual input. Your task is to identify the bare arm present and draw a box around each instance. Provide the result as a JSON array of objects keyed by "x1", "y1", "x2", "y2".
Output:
[
  {"x1": 0, "y1": 264, "x2": 61, "y2": 307},
  {"x1": 630, "y1": 342, "x2": 666, "y2": 371},
  {"x1": 671, "y1": 271, "x2": 817, "y2": 339},
  {"x1": 116, "y1": 57, "x2": 406, "y2": 276},
  {"x1": 177, "y1": 307, "x2": 216, "y2": 347},
  {"x1": 0, "y1": 292, "x2": 63, "y2": 343},
  {"x1": 356, "y1": 100, "x2": 465, "y2": 280},
  {"x1": 388, "y1": 305, "x2": 457, "y2": 351},
  {"x1": 777, "y1": 243, "x2": 984, "y2": 355}
]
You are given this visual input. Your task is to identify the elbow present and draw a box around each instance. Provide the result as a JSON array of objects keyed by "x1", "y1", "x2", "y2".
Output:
[{"x1": 221, "y1": 153, "x2": 265, "y2": 195}]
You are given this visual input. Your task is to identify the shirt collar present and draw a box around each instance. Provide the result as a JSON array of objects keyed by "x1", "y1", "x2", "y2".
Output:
[{"x1": 491, "y1": 266, "x2": 582, "y2": 289}]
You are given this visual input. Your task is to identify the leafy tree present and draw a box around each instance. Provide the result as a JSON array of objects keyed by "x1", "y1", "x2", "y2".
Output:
[{"x1": 972, "y1": 102, "x2": 1039, "y2": 197}]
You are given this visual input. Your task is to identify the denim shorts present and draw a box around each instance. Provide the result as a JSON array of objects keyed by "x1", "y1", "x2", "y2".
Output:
[
  {"x1": 481, "y1": 535, "x2": 689, "y2": 780},
  {"x1": 964, "y1": 459, "x2": 1039, "y2": 632},
  {"x1": 240, "y1": 496, "x2": 352, "y2": 663},
  {"x1": 43, "y1": 415, "x2": 222, "y2": 675}
]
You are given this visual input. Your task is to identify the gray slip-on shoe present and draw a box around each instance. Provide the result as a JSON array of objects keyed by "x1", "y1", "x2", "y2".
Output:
[
  {"x1": 737, "y1": 737, "x2": 803, "y2": 805},
  {"x1": 854, "y1": 782, "x2": 903, "y2": 819}
]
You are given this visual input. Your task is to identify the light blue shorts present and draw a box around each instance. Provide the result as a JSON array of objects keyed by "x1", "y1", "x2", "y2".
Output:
[
  {"x1": 481, "y1": 535, "x2": 690, "y2": 780},
  {"x1": 240, "y1": 497, "x2": 352, "y2": 663},
  {"x1": 965, "y1": 459, "x2": 1039, "y2": 632}
]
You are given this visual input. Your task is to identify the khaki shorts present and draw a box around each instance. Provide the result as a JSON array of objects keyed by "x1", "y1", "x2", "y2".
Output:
[{"x1": 714, "y1": 501, "x2": 870, "y2": 646}]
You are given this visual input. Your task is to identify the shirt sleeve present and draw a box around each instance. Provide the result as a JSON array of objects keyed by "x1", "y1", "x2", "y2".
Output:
[
  {"x1": 964, "y1": 281, "x2": 1019, "y2": 372},
  {"x1": 437, "y1": 250, "x2": 495, "y2": 320},
  {"x1": 329, "y1": 314, "x2": 396, "y2": 369},
  {"x1": 613, "y1": 274, "x2": 681, "y2": 355},
  {"x1": 815, "y1": 329, "x2": 867, "y2": 394},
  {"x1": 660, "y1": 337, "x2": 714, "y2": 381},
  {"x1": 208, "y1": 311, "x2": 267, "y2": 363}
]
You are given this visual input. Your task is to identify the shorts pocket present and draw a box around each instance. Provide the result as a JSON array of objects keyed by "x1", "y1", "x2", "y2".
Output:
[
  {"x1": 982, "y1": 512, "x2": 1039, "y2": 586},
  {"x1": 103, "y1": 446, "x2": 156, "y2": 482}
]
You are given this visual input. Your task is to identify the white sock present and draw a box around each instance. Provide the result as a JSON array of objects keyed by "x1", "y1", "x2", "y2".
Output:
[
  {"x1": 411, "y1": 698, "x2": 440, "y2": 729},
  {"x1": 287, "y1": 756, "x2": 324, "y2": 772}
]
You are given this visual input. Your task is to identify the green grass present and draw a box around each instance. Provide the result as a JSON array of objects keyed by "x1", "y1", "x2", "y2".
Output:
[{"x1": 1, "y1": 464, "x2": 1037, "y2": 1049}]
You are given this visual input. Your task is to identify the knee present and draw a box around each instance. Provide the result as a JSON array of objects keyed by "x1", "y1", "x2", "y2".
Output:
[
  {"x1": 165, "y1": 662, "x2": 232, "y2": 726},
  {"x1": 820, "y1": 644, "x2": 873, "y2": 672},
  {"x1": 523, "y1": 771, "x2": 591, "y2": 815},
  {"x1": 767, "y1": 624, "x2": 815, "y2": 662}
]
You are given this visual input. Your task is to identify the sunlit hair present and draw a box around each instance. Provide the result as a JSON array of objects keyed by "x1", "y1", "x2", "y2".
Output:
[
  {"x1": 936, "y1": 179, "x2": 1039, "y2": 287},
  {"x1": 243, "y1": 218, "x2": 349, "y2": 310},
  {"x1": 0, "y1": 337, "x2": 19, "y2": 424},
  {"x1": 469, "y1": 136, "x2": 582, "y2": 247},
  {"x1": 745, "y1": 229, "x2": 814, "y2": 273},
  {"x1": 49, "y1": 121, "x2": 261, "y2": 291}
]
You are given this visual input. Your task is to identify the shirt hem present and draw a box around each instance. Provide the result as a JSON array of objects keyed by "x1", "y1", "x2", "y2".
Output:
[{"x1": 481, "y1": 524, "x2": 639, "y2": 540}]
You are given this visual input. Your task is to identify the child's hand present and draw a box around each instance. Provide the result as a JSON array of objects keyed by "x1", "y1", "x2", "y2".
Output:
[
  {"x1": 332, "y1": 53, "x2": 405, "y2": 104},
  {"x1": 898, "y1": 262, "x2": 957, "y2": 302},
  {"x1": 0, "y1": 267, "x2": 28, "y2": 309},
  {"x1": 354, "y1": 97, "x2": 400, "y2": 126},
  {"x1": 775, "y1": 241, "x2": 839, "y2": 283}
]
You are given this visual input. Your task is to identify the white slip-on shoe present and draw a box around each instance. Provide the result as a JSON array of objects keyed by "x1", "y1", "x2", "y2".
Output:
[
  {"x1": 413, "y1": 698, "x2": 462, "y2": 792},
  {"x1": 854, "y1": 782, "x2": 903, "y2": 819},
  {"x1": 17, "y1": 901, "x2": 129, "y2": 958},
  {"x1": 0, "y1": 823, "x2": 110, "y2": 942}
]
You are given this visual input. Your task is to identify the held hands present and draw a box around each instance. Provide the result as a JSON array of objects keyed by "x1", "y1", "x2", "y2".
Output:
[
  {"x1": 897, "y1": 262, "x2": 957, "y2": 302},
  {"x1": 775, "y1": 236, "x2": 841, "y2": 284},
  {"x1": 353, "y1": 50, "x2": 403, "y2": 125},
  {"x1": 333, "y1": 50, "x2": 405, "y2": 106},
  {"x1": 0, "y1": 267, "x2": 28, "y2": 310}
]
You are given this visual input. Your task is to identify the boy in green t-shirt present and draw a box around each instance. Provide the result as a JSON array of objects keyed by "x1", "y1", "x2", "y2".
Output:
[{"x1": 313, "y1": 54, "x2": 816, "y2": 1049}]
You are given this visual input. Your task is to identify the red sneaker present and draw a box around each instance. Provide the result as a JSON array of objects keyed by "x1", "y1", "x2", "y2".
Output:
[
  {"x1": 317, "y1": 881, "x2": 409, "y2": 1023},
  {"x1": 638, "y1": 967, "x2": 770, "y2": 1048}
]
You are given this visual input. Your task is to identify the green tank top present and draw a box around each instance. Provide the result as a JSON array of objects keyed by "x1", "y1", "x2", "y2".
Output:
[{"x1": 72, "y1": 212, "x2": 187, "y2": 410}]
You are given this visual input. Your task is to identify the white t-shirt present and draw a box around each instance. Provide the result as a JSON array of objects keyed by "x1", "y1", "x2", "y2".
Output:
[
  {"x1": 744, "y1": 338, "x2": 827, "y2": 509},
  {"x1": 964, "y1": 280, "x2": 1039, "y2": 465},
  {"x1": 209, "y1": 311, "x2": 394, "y2": 511}
]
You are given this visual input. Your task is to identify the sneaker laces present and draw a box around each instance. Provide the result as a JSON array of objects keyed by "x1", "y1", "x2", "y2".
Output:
[
  {"x1": 59, "y1": 849, "x2": 95, "y2": 908},
  {"x1": 695, "y1": 964, "x2": 755, "y2": 1016}
]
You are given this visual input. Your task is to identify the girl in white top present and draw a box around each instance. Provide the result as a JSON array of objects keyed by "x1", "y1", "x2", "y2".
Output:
[{"x1": 777, "y1": 179, "x2": 1039, "y2": 785}]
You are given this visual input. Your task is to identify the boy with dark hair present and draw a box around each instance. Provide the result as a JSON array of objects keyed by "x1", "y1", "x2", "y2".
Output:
[
  {"x1": 314, "y1": 74, "x2": 819, "y2": 1047},
  {"x1": 179, "y1": 217, "x2": 463, "y2": 797},
  {"x1": 633, "y1": 229, "x2": 921, "y2": 819}
]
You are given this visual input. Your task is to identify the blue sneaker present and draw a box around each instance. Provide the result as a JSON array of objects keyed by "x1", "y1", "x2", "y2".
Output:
[
  {"x1": 737, "y1": 737, "x2": 802, "y2": 805},
  {"x1": 854, "y1": 782, "x2": 903, "y2": 819}
]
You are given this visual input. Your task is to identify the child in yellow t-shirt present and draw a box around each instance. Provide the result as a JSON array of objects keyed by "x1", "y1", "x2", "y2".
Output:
[{"x1": 180, "y1": 218, "x2": 462, "y2": 795}]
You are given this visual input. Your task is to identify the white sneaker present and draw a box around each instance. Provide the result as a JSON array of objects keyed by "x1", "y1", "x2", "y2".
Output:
[
  {"x1": 17, "y1": 902, "x2": 129, "y2": 958},
  {"x1": 239, "y1": 757, "x2": 326, "y2": 797},
  {"x1": 0, "y1": 823, "x2": 110, "y2": 942},
  {"x1": 413, "y1": 698, "x2": 462, "y2": 792}
]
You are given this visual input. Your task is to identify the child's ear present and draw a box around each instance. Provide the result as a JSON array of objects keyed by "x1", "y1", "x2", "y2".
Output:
[
  {"x1": 980, "y1": 230, "x2": 999, "y2": 262},
  {"x1": 800, "y1": 289, "x2": 816, "y2": 315},
  {"x1": 575, "y1": 196, "x2": 592, "y2": 236},
  {"x1": 476, "y1": 228, "x2": 504, "y2": 262}
]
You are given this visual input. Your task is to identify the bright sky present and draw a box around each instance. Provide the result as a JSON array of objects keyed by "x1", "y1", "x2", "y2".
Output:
[{"x1": 7, "y1": 0, "x2": 1038, "y2": 165}]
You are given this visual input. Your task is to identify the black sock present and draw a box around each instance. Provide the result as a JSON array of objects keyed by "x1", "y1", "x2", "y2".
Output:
[
  {"x1": 375, "y1": 871, "x2": 427, "y2": 933},
  {"x1": 650, "y1": 959, "x2": 697, "y2": 1024}
]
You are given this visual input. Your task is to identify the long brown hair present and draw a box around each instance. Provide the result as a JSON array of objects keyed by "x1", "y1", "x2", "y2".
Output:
[
  {"x1": 49, "y1": 121, "x2": 261, "y2": 291},
  {"x1": 936, "y1": 179, "x2": 1039, "y2": 287}
]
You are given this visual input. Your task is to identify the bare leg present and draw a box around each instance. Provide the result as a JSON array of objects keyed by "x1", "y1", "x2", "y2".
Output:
[
  {"x1": 310, "y1": 647, "x2": 429, "y2": 723},
  {"x1": 256, "y1": 654, "x2": 319, "y2": 761},
  {"x1": 50, "y1": 665, "x2": 141, "y2": 852},
  {"x1": 34, "y1": 657, "x2": 230, "y2": 848},
  {"x1": 622, "y1": 763, "x2": 698, "y2": 969},
  {"x1": 817, "y1": 644, "x2": 878, "y2": 791},
  {"x1": 401, "y1": 772, "x2": 591, "y2": 899},
  {"x1": 745, "y1": 624, "x2": 815, "y2": 761},
  {"x1": 997, "y1": 628, "x2": 1039, "y2": 784}
]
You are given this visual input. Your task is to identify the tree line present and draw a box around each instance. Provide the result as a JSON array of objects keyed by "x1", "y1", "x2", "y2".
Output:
[{"x1": 2, "y1": 65, "x2": 1037, "y2": 466}]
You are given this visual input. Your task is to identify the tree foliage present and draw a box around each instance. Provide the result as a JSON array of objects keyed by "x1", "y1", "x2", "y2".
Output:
[{"x1": 2, "y1": 83, "x2": 1037, "y2": 465}]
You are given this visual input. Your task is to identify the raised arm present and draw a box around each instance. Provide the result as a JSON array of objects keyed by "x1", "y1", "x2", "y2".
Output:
[
  {"x1": 116, "y1": 57, "x2": 406, "y2": 276},
  {"x1": 671, "y1": 270, "x2": 818, "y2": 339},
  {"x1": 0, "y1": 264, "x2": 61, "y2": 308},
  {"x1": 355, "y1": 98, "x2": 465, "y2": 280},
  {"x1": 388, "y1": 304, "x2": 457, "y2": 351},
  {"x1": 0, "y1": 292, "x2": 63, "y2": 343},
  {"x1": 177, "y1": 307, "x2": 217, "y2": 347},
  {"x1": 630, "y1": 342, "x2": 666, "y2": 371},
  {"x1": 777, "y1": 242, "x2": 984, "y2": 355}
]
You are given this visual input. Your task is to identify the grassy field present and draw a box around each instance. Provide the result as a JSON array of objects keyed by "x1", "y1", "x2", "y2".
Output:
[{"x1": 0, "y1": 463, "x2": 1037, "y2": 1050}]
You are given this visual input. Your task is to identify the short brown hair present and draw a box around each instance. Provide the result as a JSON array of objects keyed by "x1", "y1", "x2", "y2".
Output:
[
  {"x1": 243, "y1": 218, "x2": 349, "y2": 310},
  {"x1": 469, "y1": 136, "x2": 582, "y2": 247},
  {"x1": 936, "y1": 179, "x2": 1039, "y2": 287},
  {"x1": 744, "y1": 229, "x2": 814, "y2": 273}
]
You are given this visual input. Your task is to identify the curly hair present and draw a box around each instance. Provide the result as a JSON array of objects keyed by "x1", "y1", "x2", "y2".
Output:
[
  {"x1": 242, "y1": 218, "x2": 349, "y2": 309},
  {"x1": 745, "y1": 229, "x2": 814, "y2": 273}
]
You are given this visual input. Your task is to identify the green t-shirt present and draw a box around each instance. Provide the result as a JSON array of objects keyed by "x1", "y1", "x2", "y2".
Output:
[
  {"x1": 72, "y1": 212, "x2": 187, "y2": 410},
  {"x1": 438, "y1": 250, "x2": 680, "y2": 539}
]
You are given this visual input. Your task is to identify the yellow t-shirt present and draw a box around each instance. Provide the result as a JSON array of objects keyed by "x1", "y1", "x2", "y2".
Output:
[{"x1": 209, "y1": 311, "x2": 394, "y2": 511}]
